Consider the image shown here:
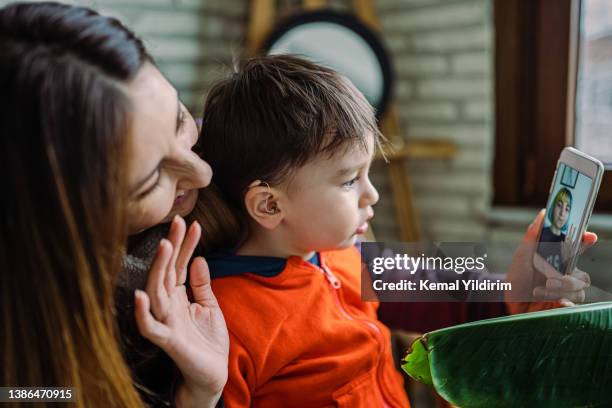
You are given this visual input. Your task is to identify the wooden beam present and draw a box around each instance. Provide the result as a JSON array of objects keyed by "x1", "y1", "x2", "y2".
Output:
[
  {"x1": 247, "y1": 0, "x2": 276, "y2": 56},
  {"x1": 352, "y1": 0, "x2": 381, "y2": 31},
  {"x1": 304, "y1": 0, "x2": 328, "y2": 10},
  {"x1": 388, "y1": 161, "x2": 420, "y2": 242}
]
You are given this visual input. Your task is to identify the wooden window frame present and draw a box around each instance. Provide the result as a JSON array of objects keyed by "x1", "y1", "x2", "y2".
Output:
[{"x1": 494, "y1": 0, "x2": 612, "y2": 212}]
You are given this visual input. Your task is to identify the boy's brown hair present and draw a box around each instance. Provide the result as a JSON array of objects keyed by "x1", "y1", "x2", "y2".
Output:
[{"x1": 192, "y1": 54, "x2": 382, "y2": 253}]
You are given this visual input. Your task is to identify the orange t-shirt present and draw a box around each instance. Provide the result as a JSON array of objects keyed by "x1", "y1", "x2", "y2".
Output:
[{"x1": 209, "y1": 247, "x2": 411, "y2": 408}]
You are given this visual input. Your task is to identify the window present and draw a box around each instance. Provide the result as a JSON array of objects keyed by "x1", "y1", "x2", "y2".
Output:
[
  {"x1": 494, "y1": 0, "x2": 612, "y2": 211},
  {"x1": 575, "y1": 0, "x2": 612, "y2": 165}
]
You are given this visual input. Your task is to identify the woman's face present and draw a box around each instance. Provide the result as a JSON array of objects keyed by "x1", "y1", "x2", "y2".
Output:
[
  {"x1": 553, "y1": 197, "x2": 570, "y2": 231},
  {"x1": 124, "y1": 63, "x2": 212, "y2": 234}
]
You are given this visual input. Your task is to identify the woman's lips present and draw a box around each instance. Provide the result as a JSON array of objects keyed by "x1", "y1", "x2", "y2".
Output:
[{"x1": 174, "y1": 189, "x2": 194, "y2": 206}]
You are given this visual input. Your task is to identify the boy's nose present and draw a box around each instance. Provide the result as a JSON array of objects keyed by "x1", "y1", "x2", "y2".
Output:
[{"x1": 361, "y1": 178, "x2": 379, "y2": 207}]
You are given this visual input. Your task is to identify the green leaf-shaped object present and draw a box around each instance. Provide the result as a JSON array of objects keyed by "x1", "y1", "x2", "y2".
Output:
[
  {"x1": 401, "y1": 336, "x2": 432, "y2": 386},
  {"x1": 401, "y1": 302, "x2": 612, "y2": 408}
]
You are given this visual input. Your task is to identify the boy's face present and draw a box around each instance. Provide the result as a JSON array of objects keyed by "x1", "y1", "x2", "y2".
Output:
[{"x1": 280, "y1": 134, "x2": 379, "y2": 252}]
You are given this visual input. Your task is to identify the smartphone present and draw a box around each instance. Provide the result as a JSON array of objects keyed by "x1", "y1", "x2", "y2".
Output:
[{"x1": 533, "y1": 147, "x2": 604, "y2": 278}]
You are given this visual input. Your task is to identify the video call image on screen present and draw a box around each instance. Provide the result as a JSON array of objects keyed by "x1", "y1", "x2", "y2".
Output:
[{"x1": 537, "y1": 163, "x2": 593, "y2": 272}]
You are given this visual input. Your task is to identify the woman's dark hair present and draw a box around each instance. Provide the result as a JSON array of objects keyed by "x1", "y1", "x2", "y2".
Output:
[
  {"x1": 193, "y1": 54, "x2": 382, "y2": 253},
  {"x1": 0, "y1": 2, "x2": 149, "y2": 406}
]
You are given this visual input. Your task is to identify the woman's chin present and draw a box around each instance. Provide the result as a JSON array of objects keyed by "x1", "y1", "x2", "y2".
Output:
[{"x1": 127, "y1": 191, "x2": 199, "y2": 235}]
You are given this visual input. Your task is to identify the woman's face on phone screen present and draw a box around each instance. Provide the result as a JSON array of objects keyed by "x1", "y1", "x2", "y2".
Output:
[
  {"x1": 123, "y1": 63, "x2": 212, "y2": 234},
  {"x1": 553, "y1": 198, "x2": 570, "y2": 231}
]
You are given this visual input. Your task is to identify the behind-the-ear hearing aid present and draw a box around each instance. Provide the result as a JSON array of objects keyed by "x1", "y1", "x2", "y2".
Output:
[
  {"x1": 263, "y1": 188, "x2": 279, "y2": 215},
  {"x1": 264, "y1": 203, "x2": 279, "y2": 214},
  {"x1": 250, "y1": 179, "x2": 279, "y2": 215}
]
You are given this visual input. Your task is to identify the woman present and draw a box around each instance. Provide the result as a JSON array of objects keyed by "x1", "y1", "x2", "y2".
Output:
[
  {"x1": 0, "y1": 3, "x2": 227, "y2": 407},
  {"x1": 0, "y1": 2, "x2": 594, "y2": 407},
  {"x1": 538, "y1": 187, "x2": 574, "y2": 271}
]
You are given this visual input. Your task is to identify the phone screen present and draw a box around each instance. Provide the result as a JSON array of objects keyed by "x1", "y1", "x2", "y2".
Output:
[{"x1": 537, "y1": 162, "x2": 593, "y2": 273}]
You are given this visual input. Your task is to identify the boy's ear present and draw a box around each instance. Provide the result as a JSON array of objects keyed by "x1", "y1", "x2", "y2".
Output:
[{"x1": 244, "y1": 183, "x2": 284, "y2": 229}]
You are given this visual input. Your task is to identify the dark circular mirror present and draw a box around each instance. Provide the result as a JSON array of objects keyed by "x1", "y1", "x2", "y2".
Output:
[{"x1": 263, "y1": 10, "x2": 394, "y2": 119}]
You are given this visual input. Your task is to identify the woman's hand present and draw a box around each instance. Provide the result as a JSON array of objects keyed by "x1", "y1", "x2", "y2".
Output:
[
  {"x1": 134, "y1": 215, "x2": 229, "y2": 408},
  {"x1": 506, "y1": 210, "x2": 596, "y2": 306}
]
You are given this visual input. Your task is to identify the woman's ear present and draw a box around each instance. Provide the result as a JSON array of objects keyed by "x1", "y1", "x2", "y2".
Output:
[{"x1": 244, "y1": 181, "x2": 284, "y2": 229}]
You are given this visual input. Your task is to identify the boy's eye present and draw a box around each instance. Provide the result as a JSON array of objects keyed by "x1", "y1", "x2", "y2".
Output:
[
  {"x1": 177, "y1": 109, "x2": 187, "y2": 132},
  {"x1": 342, "y1": 176, "x2": 359, "y2": 189}
]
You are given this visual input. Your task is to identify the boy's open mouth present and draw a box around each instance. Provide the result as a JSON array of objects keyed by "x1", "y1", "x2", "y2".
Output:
[{"x1": 355, "y1": 221, "x2": 369, "y2": 235}]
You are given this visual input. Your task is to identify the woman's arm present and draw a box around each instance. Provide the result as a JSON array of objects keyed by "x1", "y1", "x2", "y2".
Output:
[{"x1": 505, "y1": 209, "x2": 595, "y2": 311}]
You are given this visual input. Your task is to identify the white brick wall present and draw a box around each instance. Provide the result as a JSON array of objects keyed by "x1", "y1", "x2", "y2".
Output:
[
  {"x1": 399, "y1": 101, "x2": 458, "y2": 121},
  {"x1": 380, "y1": 2, "x2": 487, "y2": 32},
  {"x1": 395, "y1": 54, "x2": 448, "y2": 75},
  {"x1": 373, "y1": 0, "x2": 495, "y2": 243},
  {"x1": 451, "y1": 51, "x2": 491, "y2": 75},
  {"x1": 0, "y1": 0, "x2": 248, "y2": 113},
  {"x1": 4, "y1": 0, "x2": 551, "y2": 248},
  {"x1": 407, "y1": 124, "x2": 490, "y2": 146},
  {"x1": 417, "y1": 78, "x2": 490, "y2": 99}
]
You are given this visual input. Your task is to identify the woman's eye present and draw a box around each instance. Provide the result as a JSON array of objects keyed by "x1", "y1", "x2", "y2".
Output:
[
  {"x1": 137, "y1": 173, "x2": 161, "y2": 200},
  {"x1": 177, "y1": 110, "x2": 187, "y2": 132}
]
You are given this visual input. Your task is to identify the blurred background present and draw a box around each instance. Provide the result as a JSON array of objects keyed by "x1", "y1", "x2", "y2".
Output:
[
  {"x1": 2, "y1": 0, "x2": 608, "y2": 240},
  {"x1": 2, "y1": 0, "x2": 612, "y2": 406},
  {"x1": 4, "y1": 0, "x2": 606, "y2": 288}
]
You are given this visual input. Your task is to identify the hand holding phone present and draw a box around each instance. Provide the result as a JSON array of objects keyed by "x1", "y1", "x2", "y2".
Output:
[{"x1": 533, "y1": 147, "x2": 604, "y2": 278}]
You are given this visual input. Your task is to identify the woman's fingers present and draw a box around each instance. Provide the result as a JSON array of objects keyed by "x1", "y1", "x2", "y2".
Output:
[
  {"x1": 165, "y1": 216, "x2": 186, "y2": 291},
  {"x1": 533, "y1": 286, "x2": 585, "y2": 303},
  {"x1": 176, "y1": 221, "x2": 202, "y2": 285},
  {"x1": 189, "y1": 256, "x2": 217, "y2": 305},
  {"x1": 134, "y1": 289, "x2": 171, "y2": 347},
  {"x1": 146, "y1": 239, "x2": 172, "y2": 320},
  {"x1": 525, "y1": 209, "x2": 546, "y2": 242},
  {"x1": 568, "y1": 268, "x2": 591, "y2": 286},
  {"x1": 582, "y1": 231, "x2": 598, "y2": 245},
  {"x1": 579, "y1": 231, "x2": 598, "y2": 254},
  {"x1": 532, "y1": 273, "x2": 590, "y2": 303},
  {"x1": 548, "y1": 274, "x2": 590, "y2": 291}
]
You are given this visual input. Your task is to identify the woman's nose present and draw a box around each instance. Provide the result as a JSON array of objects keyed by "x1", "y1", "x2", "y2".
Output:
[{"x1": 180, "y1": 150, "x2": 212, "y2": 190}]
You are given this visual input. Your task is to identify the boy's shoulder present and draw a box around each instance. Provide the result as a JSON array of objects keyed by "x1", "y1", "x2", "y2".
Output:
[
  {"x1": 208, "y1": 246, "x2": 376, "y2": 369},
  {"x1": 321, "y1": 246, "x2": 362, "y2": 283},
  {"x1": 207, "y1": 245, "x2": 363, "y2": 312},
  {"x1": 322, "y1": 245, "x2": 361, "y2": 266}
]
